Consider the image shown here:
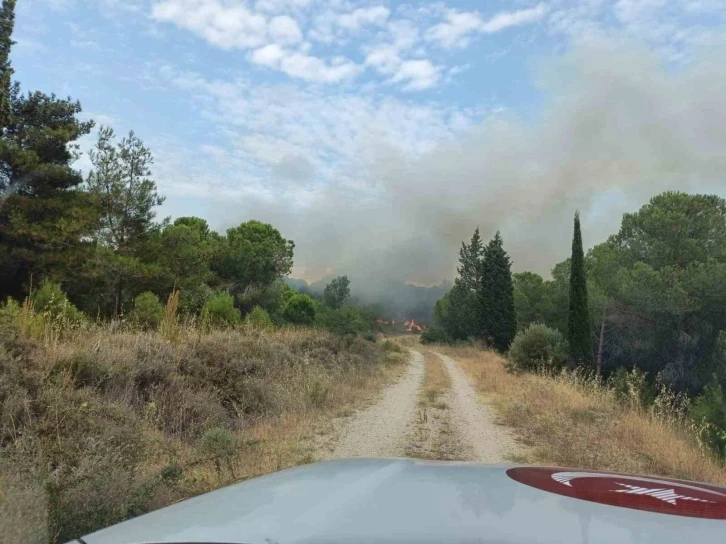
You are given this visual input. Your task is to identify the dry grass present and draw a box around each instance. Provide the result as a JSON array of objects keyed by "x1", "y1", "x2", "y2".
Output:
[
  {"x1": 406, "y1": 349, "x2": 462, "y2": 461},
  {"x1": 0, "y1": 323, "x2": 405, "y2": 543},
  {"x1": 438, "y1": 345, "x2": 726, "y2": 485},
  {"x1": 419, "y1": 350, "x2": 451, "y2": 409}
]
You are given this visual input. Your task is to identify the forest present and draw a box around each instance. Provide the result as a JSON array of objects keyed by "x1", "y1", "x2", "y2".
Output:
[{"x1": 425, "y1": 193, "x2": 726, "y2": 456}]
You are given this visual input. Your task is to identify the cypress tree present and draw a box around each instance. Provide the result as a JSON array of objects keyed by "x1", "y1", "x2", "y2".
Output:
[
  {"x1": 568, "y1": 211, "x2": 593, "y2": 365},
  {"x1": 480, "y1": 231, "x2": 517, "y2": 351},
  {"x1": 0, "y1": 0, "x2": 15, "y2": 130}
]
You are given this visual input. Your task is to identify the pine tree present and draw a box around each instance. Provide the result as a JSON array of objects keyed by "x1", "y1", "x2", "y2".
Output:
[
  {"x1": 0, "y1": 0, "x2": 15, "y2": 130},
  {"x1": 480, "y1": 232, "x2": 517, "y2": 351},
  {"x1": 568, "y1": 211, "x2": 593, "y2": 365},
  {"x1": 449, "y1": 227, "x2": 484, "y2": 339}
]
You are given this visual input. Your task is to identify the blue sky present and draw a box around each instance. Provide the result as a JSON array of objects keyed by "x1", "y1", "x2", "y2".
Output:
[{"x1": 12, "y1": 1, "x2": 726, "y2": 282}]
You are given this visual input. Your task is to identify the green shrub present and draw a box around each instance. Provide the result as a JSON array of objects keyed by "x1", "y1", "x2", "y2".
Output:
[
  {"x1": 608, "y1": 366, "x2": 656, "y2": 408},
  {"x1": 507, "y1": 323, "x2": 567, "y2": 372},
  {"x1": 204, "y1": 291, "x2": 241, "y2": 326},
  {"x1": 179, "y1": 283, "x2": 214, "y2": 315},
  {"x1": 283, "y1": 293, "x2": 316, "y2": 325},
  {"x1": 246, "y1": 306, "x2": 273, "y2": 330},
  {"x1": 32, "y1": 280, "x2": 84, "y2": 323},
  {"x1": 198, "y1": 427, "x2": 236, "y2": 459},
  {"x1": 382, "y1": 339, "x2": 402, "y2": 352},
  {"x1": 316, "y1": 306, "x2": 368, "y2": 335},
  {"x1": 689, "y1": 380, "x2": 726, "y2": 457},
  {"x1": 362, "y1": 331, "x2": 377, "y2": 343},
  {"x1": 420, "y1": 327, "x2": 452, "y2": 345},
  {"x1": 131, "y1": 292, "x2": 164, "y2": 330}
]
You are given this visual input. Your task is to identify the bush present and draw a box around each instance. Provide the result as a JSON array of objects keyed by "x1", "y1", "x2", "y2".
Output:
[
  {"x1": 608, "y1": 366, "x2": 656, "y2": 408},
  {"x1": 32, "y1": 279, "x2": 84, "y2": 323},
  {"x1": 283, "y1": 294, "x2": 316, "y2": 325},
  {"x1": 381, "y1": 339, "x2": 402, "y2": 353},
  {"x1": 179, "y1": 283, "x2": 214, "y2": 315},
  {"x1": 689, "y1": 380, "x2": 726, "y2": 457},
  {"x1": 131, "y1": 292, "x2": 164, "y2": 330},
  {"x1": 316, "y1": 306, "x2": 368, "y2": 336},
  {"x1": 204, "y1": 291, "x2": 241, "y2": 326},
  {"x1": 507, "y1": 323, "x2": 567, "y2": 372},
  {"x1": 246, "y1": 306, "x2": 273, "y2": 330},
  {"x1": 420, "y1": 327, "x2": 453, "y2": 345}
]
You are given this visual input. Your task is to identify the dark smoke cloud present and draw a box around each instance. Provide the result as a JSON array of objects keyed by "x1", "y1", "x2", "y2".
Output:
[{"x1": 217, "y1": 39, "x2": 726, "y2": 285}]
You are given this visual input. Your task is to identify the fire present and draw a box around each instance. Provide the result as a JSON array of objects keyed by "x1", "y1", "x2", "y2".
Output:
[{"x1": 404, "y1": 319, "x2": 425, "y2": 333}]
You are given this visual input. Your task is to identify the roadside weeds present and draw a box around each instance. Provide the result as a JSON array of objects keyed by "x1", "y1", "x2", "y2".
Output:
[{"x1": 437, "y1": 345, "x2": 726, "y2": 485}]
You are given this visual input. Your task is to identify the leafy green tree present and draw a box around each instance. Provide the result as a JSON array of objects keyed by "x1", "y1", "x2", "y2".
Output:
[
  {"x1": 513, "y1": 272, "x2": 558, "y2": 330},
  {"x1": 131, "y1": 291, "x2": 164, "y2": 330},
  {"x1": 479, "y1": 232, "x2": 517, "y2": 351},
  {"x1": 0, "y1": 0, "x2": 15, "y2": 130},
  {"x1": 507, "y1": 323, "x2": 568, "y2": 372},
  {"x1": 85, "y1": 127, "x2": 164, "y2": 313},
  {"x1": 86, "y1": 127, "x2": 164, "y2": 250},
  {"x1": 155, "y1": 222, "x2": 212, "y2": 290},
  {"x1": 246, "y1": 305, "x2": 273, "y2": 330},
  {"x1": 204, "y1": 291, "x2": 240, "y2": 326},
  {"x1": 213, "y1": 220, "x2": 294, "y2": 294},
  {"x1": 0, "y1": 85, "x2": 95, "y2": 300},
  {"x1": 282, "y1": 293, "x2": 316, "y2": 325},
  {"x1": 323, "y1": 275, "x2": 350, "y2": 309},
  {"x1": 32, "y1": 279, "x2": 83, "y2": 322},
  {"x1": 568, "y1": 212, "x2": 592, "y2": 366},
  {"x1": 612, "y1": 192, "x2": 726, "y2": 270}
]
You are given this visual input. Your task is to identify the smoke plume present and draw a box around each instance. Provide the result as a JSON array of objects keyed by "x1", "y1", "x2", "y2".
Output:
[{"x1": 214, "y1": 39, "x2": 726, "y2": 286}]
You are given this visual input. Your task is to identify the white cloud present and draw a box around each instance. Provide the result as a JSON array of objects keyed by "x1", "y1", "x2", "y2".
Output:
[
  {"x1": 391, "y1": 59, "x2": 441, "y2": 91},
  {"x1": 250, "y1": 45, "x2": 361, "y2": 83},
  {"x1": 427, "y1": 3, "x2": 548, "y2": 49},
  {"x1": 337, "y1": 6, "x2": 391, "y2": 31},
  {"x1": 151, "y1": 0, "x2": 268, "y2": 49},
  {"x1": 268, "y1": 15, "x2": 303, "y2": 45}
]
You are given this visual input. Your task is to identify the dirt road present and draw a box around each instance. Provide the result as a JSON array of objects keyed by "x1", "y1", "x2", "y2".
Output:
[{"x1": 317, "y1": 347, "x2": 519, "y2": 462}]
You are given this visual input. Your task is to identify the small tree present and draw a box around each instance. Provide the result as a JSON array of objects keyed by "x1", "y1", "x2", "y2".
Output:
[
  {"x1": 204, "y1": 291, "x2": 241, "y2": 326},
  {"x1": 246, "y1": 305, "x2": 273, "y2": 330},
  {"x1": 323, "y1": 275, "x2": 350, "y2": 309},
  {"x1": 131, "y1": 291, "x2": 164, "y2": 330},
  {"x1": 568, "y1": 212, "x2": 593, "y2": 365},
  {"x1": 283, "y1": 293, "x2": 316, "y2": 325},
  {"x1": 507, "y1": 323, "x2": 567, "y2": 372}
]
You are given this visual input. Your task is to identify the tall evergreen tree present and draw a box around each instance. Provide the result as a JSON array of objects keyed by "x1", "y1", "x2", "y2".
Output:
[
  {"x1": 85, "y1": 126, "x2": 165, "y2": 314},
  {"x1": 568, "y1": 211, "x2": 593, "y2": 365},
  {"x1": 480, "y1": 231, "x2": 517, "y2": 351},
  {"x1": 0, "y1": 85, "x2": 95, "y2": 300},
  {"x1": 0, "y1": 0, "x2": 15, "y2": 130},
  {"x1": 448, "y1": 227, "x2": 484, "y2": 339}
]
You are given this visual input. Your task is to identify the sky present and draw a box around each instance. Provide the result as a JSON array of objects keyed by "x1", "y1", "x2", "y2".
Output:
[{"x1": 12, "y1": 0, "x2": 726, "y2": 285}]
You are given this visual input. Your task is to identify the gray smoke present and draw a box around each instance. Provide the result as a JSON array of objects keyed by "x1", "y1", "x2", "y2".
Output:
[{"x1": 215, "y1": 39, "x2": 726, "y2": 286}]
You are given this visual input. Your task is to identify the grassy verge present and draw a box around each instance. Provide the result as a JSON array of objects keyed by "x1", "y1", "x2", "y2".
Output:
[
  {"x1": 437, "y1": 345, "x2": 726, "y2": 485},
  {"x1": 0, "y1": 324, "x2": 405, "y2": 543}
]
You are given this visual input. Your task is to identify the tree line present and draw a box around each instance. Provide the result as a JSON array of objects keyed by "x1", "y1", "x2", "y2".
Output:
[
  {"x1": 0, "y1": 1, "x2": 374, "y2": 334},
  {"x1": 426, "y1": 192, "x2": 726, "y2": 454}
]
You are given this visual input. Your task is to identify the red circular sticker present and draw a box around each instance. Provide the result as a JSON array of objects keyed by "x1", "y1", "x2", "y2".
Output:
[{"x1": 506, "y1": 467, "x2": 726, "y2": 519}]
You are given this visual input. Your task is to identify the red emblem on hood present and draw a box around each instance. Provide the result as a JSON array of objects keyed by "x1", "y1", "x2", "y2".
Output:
[{"x1": 506, "y1": 467, "x2": 726, "y2": 519}]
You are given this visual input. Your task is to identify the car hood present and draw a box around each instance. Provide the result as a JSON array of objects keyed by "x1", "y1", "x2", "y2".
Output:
[{"x1": 79, "y1": 458, "x2": 726, "y2": 544}]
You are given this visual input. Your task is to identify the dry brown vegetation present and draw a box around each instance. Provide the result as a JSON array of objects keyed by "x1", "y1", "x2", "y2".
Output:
[
  {"x1": 438, "y1": 345, "x2": 726, "y2": 485},
  {"x1": 0, "y1": 322, "x2": 404, "y2": 543},
  {"x1": 406, "y1": 349, "x2": 462, "y2": 461}
]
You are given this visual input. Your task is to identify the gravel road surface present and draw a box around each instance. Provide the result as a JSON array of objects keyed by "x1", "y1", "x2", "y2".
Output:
[{"x1": 318, "y1": 348, "x2": 518, "y2": 462}]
